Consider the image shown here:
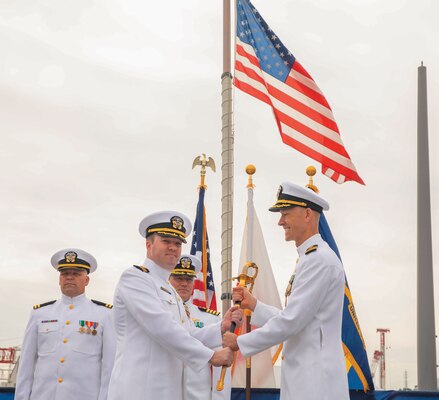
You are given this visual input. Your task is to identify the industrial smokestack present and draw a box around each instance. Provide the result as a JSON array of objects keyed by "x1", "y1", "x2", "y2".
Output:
[{"x1": 417, "y1": 62, "x2": 437, "y2": 390}]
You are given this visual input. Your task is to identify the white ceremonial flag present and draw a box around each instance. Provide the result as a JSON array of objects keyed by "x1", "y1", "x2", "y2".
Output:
[{"x1": 232, "y1": 186, "x2": 282, "y2": 388}]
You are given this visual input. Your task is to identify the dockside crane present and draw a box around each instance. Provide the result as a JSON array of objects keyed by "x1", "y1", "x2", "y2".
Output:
[{"x1": 370, "y1": 328, "x2": 390, "y2": 389}]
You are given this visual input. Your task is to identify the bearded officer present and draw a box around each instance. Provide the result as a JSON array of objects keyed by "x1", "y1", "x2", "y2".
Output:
[
  {"x1": 107, "y1": 211, "x2": 240, "y2": 400},
  {"x1": 15, "y1": 249, "x2": 116, "y2": 400},
  {"x1": 223, "y1": 182, "x2": 349, "y2": 400},
  {"x1": 169, "y1": 254, "x2": 232, "y2": 400}
]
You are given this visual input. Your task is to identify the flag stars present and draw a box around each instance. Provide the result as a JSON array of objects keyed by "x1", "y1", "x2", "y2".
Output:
[{"x1": 237, "y1": 0, "x2": 295, "y2": 79}]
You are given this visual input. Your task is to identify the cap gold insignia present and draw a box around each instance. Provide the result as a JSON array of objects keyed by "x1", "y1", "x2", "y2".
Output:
[
  {"x1": 65, "y1": 251, "x2": 77, "y2": 263},
  {"x1": 180, "y1": 257, "x2": 191, "y2": 269},
  {"x1": 171, "y1": 216, "x2": 184, "y2": 230},
  {"x1": 276, "y1": 185, "x2": 283, "y2": 200}
]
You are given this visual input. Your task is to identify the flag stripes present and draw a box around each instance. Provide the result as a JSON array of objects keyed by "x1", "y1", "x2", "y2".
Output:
[
  {"x1": 234, "y1": 0, "x2": 364, "y2": 185},
  {"x1": 190, "y1": 186, "x2": 217, "y2": 311}
]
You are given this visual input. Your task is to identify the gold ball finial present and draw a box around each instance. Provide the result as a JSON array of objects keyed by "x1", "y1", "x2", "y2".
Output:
[
  {"x1": 305, "y1": 166, "x2": 319, "y2": 193},
  {"x1": 306, "y1": 166, "x2": 316, "y2": 177},
  {"x1": 246, "y1": 164, "x2": 256, "y2": 175},
  {"x1": 246, "y1": 164, "x2": 256, "y2": 188}
]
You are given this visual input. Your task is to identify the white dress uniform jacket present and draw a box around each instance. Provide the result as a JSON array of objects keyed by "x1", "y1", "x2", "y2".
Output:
[
  {"x1": 237, "y1": 234, "x2": 349, "y2": 400},
  {"x1": 107, "y1": 259, "x2": 223, "y2": 400},
  {"x1": 183, "y1": 301, "x2": 231, "y2": 400},
  {"x1": 15, "y1": 294, "x2": 116, "y2": 400}
]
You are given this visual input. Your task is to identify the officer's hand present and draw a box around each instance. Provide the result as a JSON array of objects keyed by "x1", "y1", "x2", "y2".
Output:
[
  {"x1": 209, "y1": 347, "x2": 233, "y2": 367},
  {"x1": 221, "y1": 305, "x2": 243, "y2": 334},
  {"x1": 232, "y1": 286, "x2": 257, "y2": 311},
  {"x1": 222, "y1": 332, "x2": 239, "y2": 352}
]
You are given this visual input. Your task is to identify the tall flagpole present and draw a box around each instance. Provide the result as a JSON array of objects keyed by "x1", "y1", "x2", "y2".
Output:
[
  {"x1": 245, "y1": 165, "x2": 256, "y2": 400},
  {"x1": 416, "y1": 62, "x2": 437, "y2": 390},
  {"x1": 221, "y1": 0, "x2": 234, "y2": 312}
]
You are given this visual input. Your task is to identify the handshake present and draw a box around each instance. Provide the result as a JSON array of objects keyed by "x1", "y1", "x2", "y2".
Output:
[{"x1": 209, "y1": 286, "x2": 256, "y2": 367}]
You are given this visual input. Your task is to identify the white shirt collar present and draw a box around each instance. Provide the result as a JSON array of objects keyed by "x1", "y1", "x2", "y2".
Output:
[
  {"x1": 61, "y1": 293, "x2": 87, "y2": 305},
  {"x1": 143, "y1": 257, "x2": 171, "y2": 283}
]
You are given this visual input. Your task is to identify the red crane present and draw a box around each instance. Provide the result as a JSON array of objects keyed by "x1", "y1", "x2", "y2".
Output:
[
  {"x1": 0, "y1": 348, "x2": 15, "y2": 364},
  {"x1": 376, "y1": 328, "x2": 390, "y2": 389},
  {"x1": 370, "y1": 350, "x2": 383, "y2": 379}
]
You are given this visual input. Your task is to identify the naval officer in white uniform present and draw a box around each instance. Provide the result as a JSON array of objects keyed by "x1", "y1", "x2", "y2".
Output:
[
  {"x1": 223, "y1": 182, "x2": 349, "y2": 400},
  {"x1": 107, "y1": 211, "x2": 240, "y2": 400},
  {"x1": 15, "y1": 248, "x2": 116, "y2": 400},
  {"x1": 169, "y1": 254, "x2": 232, "y2": 400}
]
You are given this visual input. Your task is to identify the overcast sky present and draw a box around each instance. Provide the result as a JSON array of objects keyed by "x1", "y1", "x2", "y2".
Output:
[{"x1": 1, "y1": 0, "x2": 438, "y2": 391}]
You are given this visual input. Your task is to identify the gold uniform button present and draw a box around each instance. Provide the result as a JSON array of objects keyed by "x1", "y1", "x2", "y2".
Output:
[
  {"x1": 65, "y1": 321, "x2": 70, "y2": 325},
  {"x1": 63, "y1": 339, "x2": 68, "y2": 343},
  {"x1": 60, "y1": 358, "x2": 65, "y2": 363},
  {"x1": 69, "y1": 305, "x2": 74, "y2": 310},
  {"x1": 58, "y1": 378, "x2": 63, "y2": 383}
]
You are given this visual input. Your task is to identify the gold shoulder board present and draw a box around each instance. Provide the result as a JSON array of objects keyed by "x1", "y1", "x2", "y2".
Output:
[
  {"x1": 33, "y1": 300, "x2": 56, "y2": 310},
  {"x1": 133, "y1": 265, "x2": 150, "y2": 273},
  {"x1": 91, "y1": 299, "x2": 113, "y2": 309},
  {"x1": 198, "y1": 307, "x2": 220, "y2": 316},
  {"x1": 305, "y1": 245, "x2": 318, "y2": 255}
]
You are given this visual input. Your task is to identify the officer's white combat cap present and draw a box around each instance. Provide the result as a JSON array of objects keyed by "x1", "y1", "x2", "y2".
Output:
[
  {"x1": 269, "y1": 181, "x2": 329, "y2": 213},
  {"x1": 139, "y1": 211, "x2": 192, "y2": 243},
  {"x1": 51, "y1": 248, "x2": 97, "y2": 274},
  {"x1": 171, "y1": 254, "x2": 201, "y2": 277}
]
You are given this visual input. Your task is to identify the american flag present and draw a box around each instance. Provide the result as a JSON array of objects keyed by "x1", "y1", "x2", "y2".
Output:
[
  {"x1": 235, "y1": 0, "x2": 364, "y2": 184},
  {"x1": 190, "y1": 186, "x2": 217, "y2": 310}
]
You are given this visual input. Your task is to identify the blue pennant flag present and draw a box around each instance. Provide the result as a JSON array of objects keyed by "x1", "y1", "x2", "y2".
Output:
[{"x1": 319, "y1": 213, "x2": 374, "y2": 391}]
